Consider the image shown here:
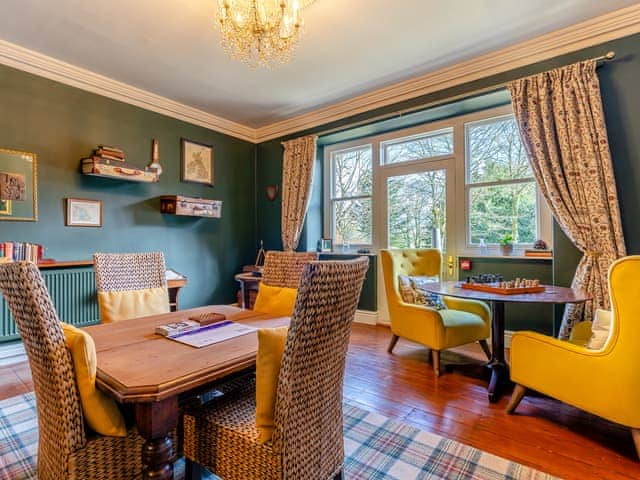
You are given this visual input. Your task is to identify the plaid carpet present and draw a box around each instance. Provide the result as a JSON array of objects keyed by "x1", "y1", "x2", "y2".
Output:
[{"x1": 0, "y1": 392, "x2": 554, "y2": 480}]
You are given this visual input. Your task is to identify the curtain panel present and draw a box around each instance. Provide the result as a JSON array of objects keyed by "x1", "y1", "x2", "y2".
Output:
[
  {"x1": 508, "y1": 60, "x2": 626, "y2": 339},
  {"x1": 281, "y1": 135, "x2": 317, "y2": 251}
]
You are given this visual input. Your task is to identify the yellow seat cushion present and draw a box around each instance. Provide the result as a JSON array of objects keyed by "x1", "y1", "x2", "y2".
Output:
[
  {"x1": 253, "y1": 283, "x2": 297, "y2": 317},
  {"x1": 60, "y1": 323, "x2": 126, "y2": 437},
  {"x1": 98, "y1": 286, "x2": 170, "y2": 323},
  {"x1": 255, "y1": 326, "x2": 289, "y2": 444}
]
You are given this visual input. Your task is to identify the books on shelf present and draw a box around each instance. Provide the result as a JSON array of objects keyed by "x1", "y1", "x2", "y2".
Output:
[
  {"x1": 524, "y1": 249, "x2": 552, "y2": 258},
  {"x1": 0, "y1": 242, "x2": 44, "y2": 263}
]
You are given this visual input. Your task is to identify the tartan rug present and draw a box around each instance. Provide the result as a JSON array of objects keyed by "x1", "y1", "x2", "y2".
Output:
[{"x1": 0, "y1": 392, "x2": 554, "y2": 480}]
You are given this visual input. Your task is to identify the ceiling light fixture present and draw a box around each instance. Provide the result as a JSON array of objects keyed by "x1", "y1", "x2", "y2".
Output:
[{"x1": 216, "y1": 0, "x2": 316, "y2": 67}]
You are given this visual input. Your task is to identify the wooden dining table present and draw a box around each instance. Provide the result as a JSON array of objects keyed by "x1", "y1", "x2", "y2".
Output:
[
  {"x1": 420, "y1": 282, "x2": 590, "y2": 403},
  {"x1": 84, "y1": 305, "x2": 289, "y2": 480}
]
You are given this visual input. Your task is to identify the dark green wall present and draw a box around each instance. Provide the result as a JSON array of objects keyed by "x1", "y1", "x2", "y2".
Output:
[
  {"x1": 457, "y1": 258, "x2": 554, "y2": 334},
  {"x1": 0, "y1": 64, "x2": 257, "y2": 308},
  {"x1": 256, "y1": 33, "x2": 640, "y2": 328}
]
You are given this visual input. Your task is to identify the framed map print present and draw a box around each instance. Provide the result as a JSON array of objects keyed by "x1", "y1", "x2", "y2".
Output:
[
  {"x1": 181, "y1": 138, "x2": 214, "y2": 187},
  {"x1": 66, "y1": 198, "x2": 102, "y2": 227}
]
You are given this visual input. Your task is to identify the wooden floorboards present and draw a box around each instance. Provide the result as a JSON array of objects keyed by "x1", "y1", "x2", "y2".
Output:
[{"x1": 1, "y1": 324, "x2": 638, "y2": 479}]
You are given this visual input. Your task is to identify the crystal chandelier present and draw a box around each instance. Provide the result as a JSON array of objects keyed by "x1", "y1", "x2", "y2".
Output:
[{"x1": 216, "y1": 0, "x2": 316, "y2": 67}]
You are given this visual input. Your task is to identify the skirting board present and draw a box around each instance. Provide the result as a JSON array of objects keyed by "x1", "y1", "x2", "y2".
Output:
[{"x1": 354, "y1": 310, "x2": 378, "y2": 326}]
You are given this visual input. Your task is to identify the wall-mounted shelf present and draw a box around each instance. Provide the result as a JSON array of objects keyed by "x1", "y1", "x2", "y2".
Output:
[
  {"x1": 160, "y1": 195, "x2": 222, "y2": 218},
  {"x1": 81, "y1": 158, "x2": 159, "y2": 183}
]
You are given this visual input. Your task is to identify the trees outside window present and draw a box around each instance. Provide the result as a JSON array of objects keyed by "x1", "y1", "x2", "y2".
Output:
[
  {"x1": 466, "y1": 116, "x2": 536, "y2": 244},
  {"x1": 330, "y1": 146, "x2": 372, "y2": 246}
]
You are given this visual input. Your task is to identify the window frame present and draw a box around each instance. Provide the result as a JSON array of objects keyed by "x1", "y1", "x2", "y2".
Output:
[
  {"x1": 323, "y1": 104, "x2": 552, "y2": 257},
  {"x1": 324, "y1": 142, "x2": 374, "y2": 248},
  {"x1": 463, "y1": 113, "x2": 542, "y2": 251}
]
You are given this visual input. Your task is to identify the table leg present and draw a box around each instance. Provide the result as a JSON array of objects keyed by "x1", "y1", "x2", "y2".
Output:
[
  {"x1": 136, "y1": 396, "x2": 178, "y2": 480},
  {"x1": 487, "y1": 301, "x2": 509, "y2": 403},
  {"x1": 240, "y1": 281, "x2": 247, "y2": 309}
]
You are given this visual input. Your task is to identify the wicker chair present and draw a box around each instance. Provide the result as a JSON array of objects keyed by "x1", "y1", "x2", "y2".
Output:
[
  {"x1": 93, "y1": 251, "x2": 167, "y2": 293},
  {"x1": 261, "y1": 250, "x2": 318, "y2": 288},
  {"x1": 183, "y1": 257, "x2": 369, "y2": 480},
  {"x1": 0, "y1": 262, "x2": 145, "y2": 480},
  {"x1": 93, "y1": 252, "x2": 169, "y2": 322}
]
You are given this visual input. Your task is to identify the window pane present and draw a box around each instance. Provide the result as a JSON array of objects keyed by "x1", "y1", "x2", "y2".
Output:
[
  {"x1": 333, "y1": 198, "x2": 372, "y2": 245},
  {"x1": 388, "y1": 170, "x2": 446, "y2": 249},
  {"x1": 332, "y1": 147, "x2": 372, "y2": 197},
  {"x1": 383, "y1": 129, "x2": 453, "y2": 164},
  {"x1": 467, "y1": 117, "x2": 532, "y2": 183},
  {"x1": 469, "y1": 182, "x2": 537, "y2": 244}
]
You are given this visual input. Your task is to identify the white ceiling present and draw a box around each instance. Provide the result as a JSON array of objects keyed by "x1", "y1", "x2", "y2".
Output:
[{"x1": 0, "y1": 0, "x2": 637, "y2": 128}]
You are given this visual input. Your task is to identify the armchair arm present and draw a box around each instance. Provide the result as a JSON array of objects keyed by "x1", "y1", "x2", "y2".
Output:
[
  {"x1": 510, "y1": 331, "x2": 617, "y2": 416},
  {"x1": 442, "y1": 296, "x2": 490, "y2": 324}
]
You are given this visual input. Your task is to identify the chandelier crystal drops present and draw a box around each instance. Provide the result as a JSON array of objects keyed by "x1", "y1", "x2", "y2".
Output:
[{"x1": 216, "y1": 0, "x2": 316, "y2": 67}]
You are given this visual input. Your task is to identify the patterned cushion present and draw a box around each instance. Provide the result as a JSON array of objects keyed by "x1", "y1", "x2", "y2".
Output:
[{"x1": 398, "y1": 275, "x2": 446, "y2": 310}]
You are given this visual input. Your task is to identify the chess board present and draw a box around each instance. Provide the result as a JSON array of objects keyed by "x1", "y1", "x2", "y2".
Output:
[{"x1": 460, "y1": 283, "x2": 545, "y2": 295}]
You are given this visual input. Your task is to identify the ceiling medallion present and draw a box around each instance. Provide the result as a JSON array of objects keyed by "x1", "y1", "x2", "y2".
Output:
[{"x1": 216, "y1": 0, "x2": 316, "y2": 67}]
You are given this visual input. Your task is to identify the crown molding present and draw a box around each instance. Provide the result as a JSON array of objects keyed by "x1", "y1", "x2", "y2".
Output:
[
  {"x1": 254, "y1": 4, "x2": 640, "y2": 143},
  {"x1": 0, "y1": 5, "x2": 639, "y2": 145},
  {"x1": 0, "y1": 39, "x2": 257, "y2": 143}
]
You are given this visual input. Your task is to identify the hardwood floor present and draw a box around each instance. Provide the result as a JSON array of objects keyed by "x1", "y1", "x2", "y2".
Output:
[{"x1": 1, "y1": 324, "x2": 638, "y2": 479}]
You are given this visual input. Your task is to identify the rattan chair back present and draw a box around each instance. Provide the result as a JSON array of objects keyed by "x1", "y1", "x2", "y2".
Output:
[
  {"x1": 272, "y1": 256, "x2": 369, "y2": 478},
  {"x1": 93, "y1": 252, "x2": 166, "y2": 292},
  {"x1": 261, "y1": 250, "x2": 318, "y2": 289},
  {"x1": 0, "y1": 262, "x2": 85, "y2": 480}
]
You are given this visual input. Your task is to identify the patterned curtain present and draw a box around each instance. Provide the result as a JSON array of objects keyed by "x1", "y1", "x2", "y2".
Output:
[
  {"x1": 281, "y1": 135, "x2": 317, "y2": 251},
  {"x1": 508, "y1": 60, "x2": 626, "y2": 339}
]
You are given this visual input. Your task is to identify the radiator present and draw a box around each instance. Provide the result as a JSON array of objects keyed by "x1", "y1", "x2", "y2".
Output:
[{"x1": 0, "y1": 267, "x2": 100, "y2": 342}]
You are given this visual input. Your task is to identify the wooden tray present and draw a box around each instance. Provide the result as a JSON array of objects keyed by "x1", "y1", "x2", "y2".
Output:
[{"x1": 460, "y1": 283, "x2": 545, "y2": 295}]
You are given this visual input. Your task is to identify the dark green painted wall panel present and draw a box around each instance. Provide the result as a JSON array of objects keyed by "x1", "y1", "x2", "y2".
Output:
[
  {"x1": 319, "y1": 253, "x2": 377, "y2": 312},
  {"x1": 458, "y1": 257, "x2": 554, "y2": 334},
  {"x1": 0, "y1": 64, "x2": 257, "y2": 308}
]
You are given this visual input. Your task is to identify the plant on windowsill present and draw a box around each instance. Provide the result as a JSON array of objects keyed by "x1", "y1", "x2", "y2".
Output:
[{"x1": 499, "y1": 234, "x2": 514, "y2": 256}]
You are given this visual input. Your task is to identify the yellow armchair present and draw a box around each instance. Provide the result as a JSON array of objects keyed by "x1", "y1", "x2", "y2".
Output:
[
  {"x1": 381, "y1": 249, "x2": 491, "y2": 375},
  {"x1": 507, "y1": 256, "x2": 640, "y2": 458}
]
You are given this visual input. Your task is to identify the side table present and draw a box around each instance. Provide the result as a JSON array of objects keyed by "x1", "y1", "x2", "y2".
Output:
[
  {"x1": 167, "y1": 278, "x2": 187, "y2": 311},
  {"x1": 235, "y1": 272, "x2": 261, "y2": 309}
]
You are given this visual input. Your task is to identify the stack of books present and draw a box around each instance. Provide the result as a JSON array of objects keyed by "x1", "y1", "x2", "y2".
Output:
[
  {"x1": 0, "y1": 242, "x2": 44, "y2": 262},
  {"x1": 81, "y1": 144, "x2": 125, "y2": 166},
  {"x1": 155, "y1": 312, "x2": 227, "y2": 337},
  {"x1": 524, "y1": 249, "x2": 552, "y2": 258}
]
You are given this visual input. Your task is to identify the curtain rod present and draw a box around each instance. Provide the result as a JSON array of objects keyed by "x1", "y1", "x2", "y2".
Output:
[{"x1": 316, "y1": 51, "x2": 616, "y2": 140}]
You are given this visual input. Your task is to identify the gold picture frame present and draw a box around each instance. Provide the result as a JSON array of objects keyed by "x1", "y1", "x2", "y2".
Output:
[
  {"x1": 0, "y1": 200, "x2": 11, "y2": 215},
  {"x1": 0, "y1": 147, "x2": 37, "y2": 221}
]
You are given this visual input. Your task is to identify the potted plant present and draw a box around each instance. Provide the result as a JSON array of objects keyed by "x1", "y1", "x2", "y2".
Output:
[{"x1": 499, "y1": 234, "x2": 514, "y2": 256}]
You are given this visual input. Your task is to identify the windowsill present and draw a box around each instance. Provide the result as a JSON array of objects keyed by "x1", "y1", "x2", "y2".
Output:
[{"x1": 458, "y1": 254, "x2": 552, "y2": 261}]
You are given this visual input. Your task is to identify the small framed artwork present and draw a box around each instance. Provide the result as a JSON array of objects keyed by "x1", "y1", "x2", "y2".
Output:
[
  {"x1": 181, "y1": 138, "x2": 214, "y2": 187},
  {"x1": 66, "y1": 198, "x2": 102, "y2": 227},
  {"x1": 320, "y1": 238, "x2": 333, "y2": 252},
  {"x1": 0, "y1": 200, "x2": 11, "y2": 215}
]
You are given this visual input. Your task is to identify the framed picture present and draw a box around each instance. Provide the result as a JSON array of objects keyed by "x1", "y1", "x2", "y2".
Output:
[
  {"x1": 0, "y1": 147, "x2": 37, "y2": 222},
  {"x1": 181, "y1": 138, "x2": 214, "y2": 187},
  {"x1": 320, "y1": 238, "x2": 333, "y2": 252},
  {"x1": 66, "y1": 198, "x2": 102, "y2": 227},
  {"x1": 0, "y1": 200, "x2": 11, "y2": 215}
]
